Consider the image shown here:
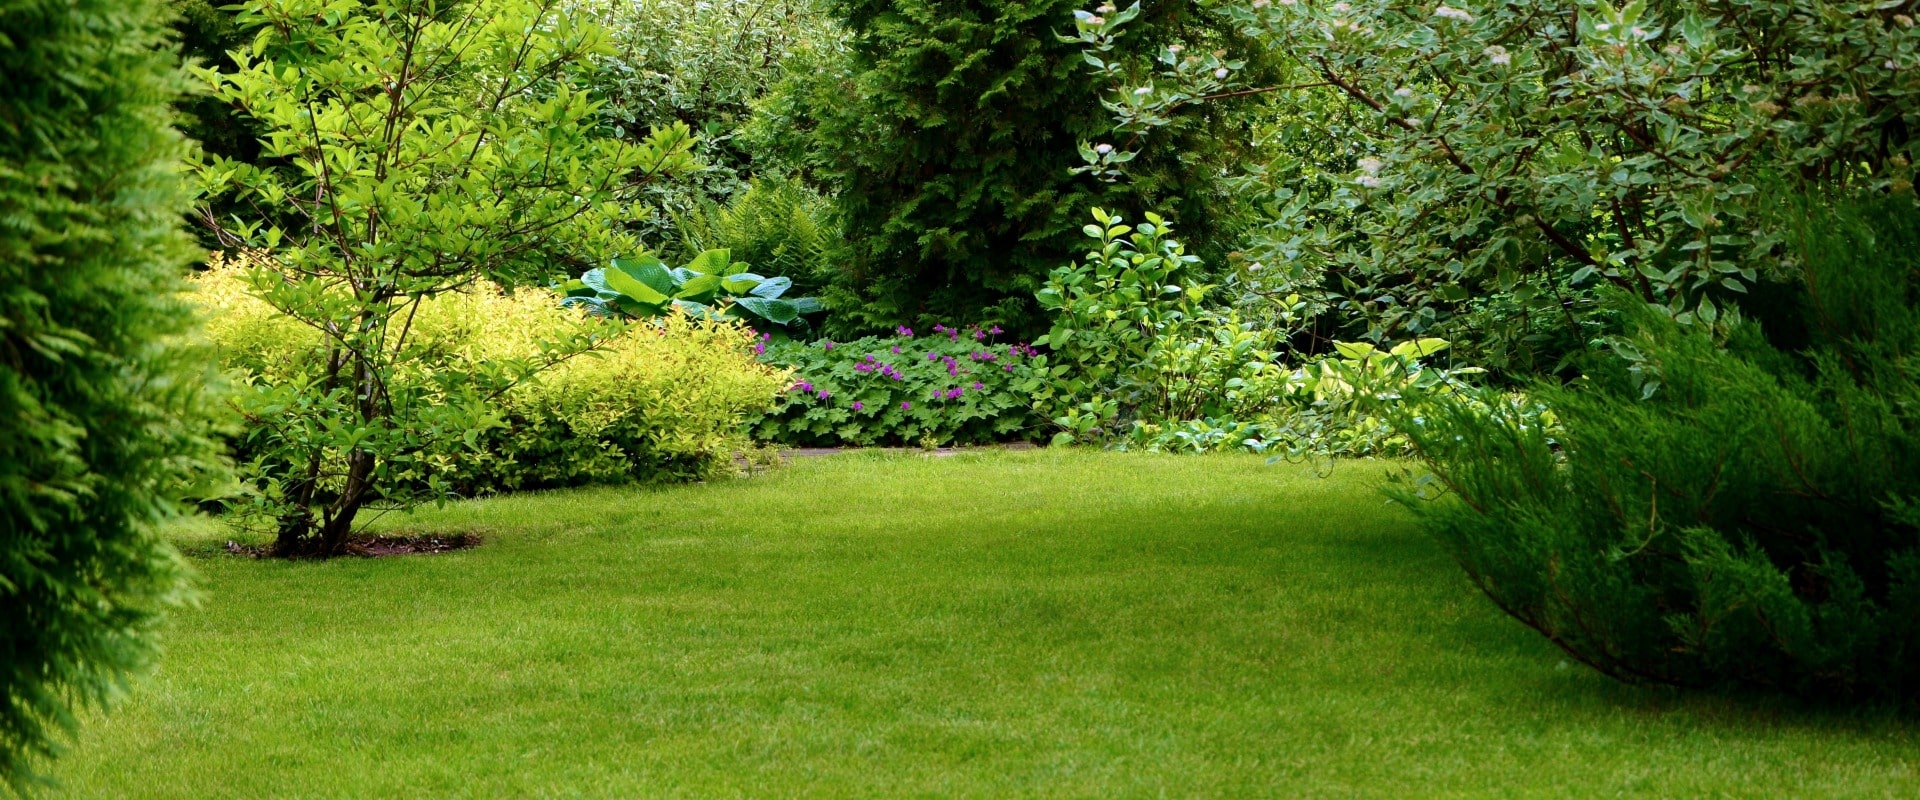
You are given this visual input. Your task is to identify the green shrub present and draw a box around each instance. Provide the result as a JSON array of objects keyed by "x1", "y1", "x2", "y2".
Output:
[
  {"x1": 771, "y1": 0, "x2": 1253, "y2": 335},
  {"x1": 0, "y1": 0, "x2": 224, "y2": 787},
  {"x1": 1392, "y1": 193, "x2": 1920, "y2": 702},
  {"x1": 1074, "y1": 0, "x2": 1920, "y2": 374},
  {"x1": 754, "y1": 326, "x2": 1047, "y2": 447},
  {"x1": 1036, "y1": 210, "x2": 1476, "y2": 455},
  {"x1": 196, "y1": 258, "x2": 788, "y2": 497}
]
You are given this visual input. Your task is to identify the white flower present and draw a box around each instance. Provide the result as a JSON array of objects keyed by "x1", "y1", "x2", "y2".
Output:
[
  {"x1": 1595, "y1": 22, "x2": 1611, "y2": 32},
  {"x1": 1087, "y1": 15, "x2": 1105, "y2": 24},
  {"x1": 1095, "y1": 143, "x2": 1114, "y2": 154},
  {"x1": 1434, "y1": 5, "x2": 1472, "y2": 22},
  {"x1": 1134, "y1": 86, "x2": 1152, "y2": 96},
  {"x1": 1484, "y1": 45, "x2": 1510, "y2": 66},
  {"x1": 1332, "y1": 2, "x2": 1351, "y2": 12},
  {"x1": 1097, "y1": 3, "x2": 1116, "y2": 11},
  {"x1": 1253, "y1": 0, "x2": 1272, "y2": 7},
  {"x1": 1404, "y1": 117, "x2": 1422, "y2": 128},
  {"x1": 1393, "y1": 86, "x2": 1413, "y2": 98},
  {"x1": 1167, "y1": 44, "x2": 1183, "y2": 53},
  {"x1": 1357, "y1": 156, "x2": 1383, "y2": 174},
  {"x1": 1214, "y1": 67, "x2": 1230, "y2": 79},
  {"x1": 1356, "y1": 174, "x2": 1383, "y2": 188}
]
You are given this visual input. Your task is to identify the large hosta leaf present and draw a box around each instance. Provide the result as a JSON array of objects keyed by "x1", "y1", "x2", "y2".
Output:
[{"x1": 732, "y1": 296, "x2": 798, "y2": 325}]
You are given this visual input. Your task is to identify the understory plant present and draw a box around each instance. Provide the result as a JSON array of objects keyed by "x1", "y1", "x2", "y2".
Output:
[
  {"x1": 1392, "y1": 193, "x2": 1920, "y2": 702},
  {"x1": 1037, "y1": 209, "x2": 1474, "y2": 454},
  {"x1": 561, "y1": 247, "x2": 824, "y2": 328},
  {"x1": 754, "y1": 326, "x2": 1048, "y2": 446},
  {"x1": 193, "y1": 0, "x2": 696, "y2": 556},
  {"x1": 197, "y1": 257, "x2": 786, "y2": 497}
]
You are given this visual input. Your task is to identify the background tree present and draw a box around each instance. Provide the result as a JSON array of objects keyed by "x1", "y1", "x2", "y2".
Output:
[
  {"x1": 769, "y1": 0, "x2": 1264, "y2": 336},
  {"x1": 197, "y1": 0, "x2": 695, "y2": 557},
  {"x1": 0, "y1": 0, "x2": 224, "y2": 788}
]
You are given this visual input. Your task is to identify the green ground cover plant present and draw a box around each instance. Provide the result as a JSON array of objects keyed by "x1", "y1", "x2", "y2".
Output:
[
  {"x1": 754, "y1": 325, "x2": 1047, "y2": 446},
  {"x1": 49, "y1": 451, "x2": 1920, "y2": 798}
]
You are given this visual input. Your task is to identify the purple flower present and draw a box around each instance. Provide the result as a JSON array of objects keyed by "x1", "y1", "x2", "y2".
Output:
[
  {"x1": 822, "y1": 341, "x2": 835, "y2": 350},
  {"x1": 753, "y1": 343, "x2": 765, "y2": 355},
  {"x1": 851, "y1": 402, "x2": 864, "y2": 411},
  {"x1": 1003, "y1": 364, "x2": 1014, "y2": 372},
  {"x1": 972, "y1": 382, "x2": 984, "y2": 390},
  {"x1": 795, "y1": 381, "x2": 813, "y2": 392},
  {"x1": 974, "y1": 330, "x2": 986, "y2": 340},
  {"x1": 901, "y1": 401, "x2": 912, "y2": 410},
  {"x1": 896, "y1": 326, "x2": 914, "y2": 337},
  {"x1": 990, "y1": 326, "x2": 1003, "y2": 335},
  {"x1": 926, "y1": 352, "x2": 939, "y2": 360},
  {"x1": 891, "y1": 346, "x2": 901, "y2": 354},
  {"x1": 947, "y1": 387, "x2": 964, "y2": 399}
]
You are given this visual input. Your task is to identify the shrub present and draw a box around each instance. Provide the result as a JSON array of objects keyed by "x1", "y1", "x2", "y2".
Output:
[
  {"x1": 773, "y1": 0, "x2": 1254, "y2": 335},
  {"x1": 1074, "y1": 0, "x2": 1920, "y2": 372},
  {"x1": 1036, "y1": 209, "x2": 1476, "y2": 455},
  {"x1": 1392, "y1": 193, "x2": 1920, "y2": 702},
  {"x1": 0, "y1": 0, "x2": 224, "y2": 787},
  {"x1": 754, "y1": 326, "x2": 1047, "y2": 447},
  {"x1": 559, "y1": 248, "x2": 824, "y2": 329},
  {"x1": 196, "y1": 257, "x2": 788, "y2": 497}
]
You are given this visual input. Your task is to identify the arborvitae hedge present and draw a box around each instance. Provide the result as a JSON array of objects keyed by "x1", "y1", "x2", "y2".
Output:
[
  {"x1": 1395, "y1": 193, "x2": 1920, "y2": 703},
  {"x1": 786, "y1": 0, "x2": 1248, "y2": 336},
  {"x1": 0, "y1": 0, "x2": 223, "y2": 786}
]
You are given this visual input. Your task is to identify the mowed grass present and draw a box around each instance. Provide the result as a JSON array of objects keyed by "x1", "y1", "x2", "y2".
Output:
[{"x1": 55, "y1": 450, "x2": 1918, "y2": 798}]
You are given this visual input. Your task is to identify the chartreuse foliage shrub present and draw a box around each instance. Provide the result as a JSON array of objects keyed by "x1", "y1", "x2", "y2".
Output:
[
  {"x1": 0, "y1": 0, "x2": 225, "y2": 789},
  {"x1": 1393, "y1": 193, "x2": 1920, "y2": 702},
  {"x1": 1074, "y1": 0, "x2": 1920, "y2": 373},
  {"x1": 194, "y1": 0, "x2": 699, "y2": 556},
  {"x1": 195, "y1": 257, "x2": 787, "y2": 497},
  {"x1": 1036, "y1": 210, "x2": 1476, "y2": 456},
  {"x1": 754, "y1": 326, "x2": 1048, "y2": 447}
]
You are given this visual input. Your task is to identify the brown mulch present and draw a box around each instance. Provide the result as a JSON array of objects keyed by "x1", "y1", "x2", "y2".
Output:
[{"x1": 225, "y1": 531, "x2": 482, "y2": 559}]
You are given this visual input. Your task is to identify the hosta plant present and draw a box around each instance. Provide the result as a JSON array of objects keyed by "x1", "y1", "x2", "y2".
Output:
[{"x1": 562, "y1": 247, "x2": 824, "y2": 328}]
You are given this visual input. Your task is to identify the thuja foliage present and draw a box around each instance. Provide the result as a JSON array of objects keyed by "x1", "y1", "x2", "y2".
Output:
[
  {"x1": 0, "y1": 0, "x2": 223, "y2": 788},
  {"x1": 1393, "y1": 194, "x2": 1920, "y2": 702},
  {"x1": 196, "y1": 0, "x2": 696, "y2": 557},
  {"x1": 1077, "y1": 0, "x2": 1920, "y2": 372},
  {"x1": 780, "y1": 0, "x2": 1255, "y2": 335}
]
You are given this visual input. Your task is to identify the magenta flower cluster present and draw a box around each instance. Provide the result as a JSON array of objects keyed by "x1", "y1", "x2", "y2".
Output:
[{"x1": 853, "y1": 353, "x2": 904, "y2": 380}]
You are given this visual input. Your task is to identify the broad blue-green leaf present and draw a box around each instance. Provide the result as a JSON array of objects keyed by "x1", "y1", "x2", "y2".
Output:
[
  {"x1": 749, "y1": 276, "x2": 792, "y2": 299},
  {"x1": 733, "y1": 296, "x2": 798, "y2": 325}
]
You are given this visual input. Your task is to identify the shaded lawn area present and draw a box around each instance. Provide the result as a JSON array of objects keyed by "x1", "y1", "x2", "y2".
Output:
[{"x1": 58, "y1": 450, "x2": 1919, "y2": 798}]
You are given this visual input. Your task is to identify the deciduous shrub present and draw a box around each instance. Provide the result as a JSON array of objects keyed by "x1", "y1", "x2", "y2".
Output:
[
  {"x1": 0, "y1": 0, "x2": 224, "y2": 787},
  {"x1": 1392, "y1": 193, "x2": 1920, "y2": 702},
  {"x1": 1074, "y1": 0, "x2": 1920, "y2": 373},
  {"x1": 754, "y1": 326, "x2": 1047, "y2": 446},
  {"x1": 196, "y1": 258, "x2": 788, "y2": 497}
]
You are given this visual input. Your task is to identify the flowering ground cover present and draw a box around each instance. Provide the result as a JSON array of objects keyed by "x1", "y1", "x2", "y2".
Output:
[{"x1": 57, "y1": 451, "x2": 1919, "y2": 798}]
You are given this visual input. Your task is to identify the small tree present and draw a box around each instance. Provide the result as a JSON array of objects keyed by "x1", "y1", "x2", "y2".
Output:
[
  {"x1": 1, "y1": 0, "x2": 223, "y2": 787},
  {"x1": 197, "y1": 0, "x2": 695, "y2": 556}
]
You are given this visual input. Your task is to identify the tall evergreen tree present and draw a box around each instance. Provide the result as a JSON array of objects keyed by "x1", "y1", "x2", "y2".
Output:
[
  {"x1": 786, "y1": 0, "x2": 1249, "y2": 335},
  {"x1": 0, "y1": 0, "x2": 222, "y2": 787}
]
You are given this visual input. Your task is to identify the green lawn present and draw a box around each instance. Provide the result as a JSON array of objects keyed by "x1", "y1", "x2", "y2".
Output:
[{"x1": 57, "y1": 450, "x2": 1919, "y2": 798}]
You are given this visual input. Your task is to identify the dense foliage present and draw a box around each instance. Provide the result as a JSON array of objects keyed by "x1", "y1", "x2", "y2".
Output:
[
  {"x1": 194, "y1": 0, "x2": 697, "y2": 556},
  {"x1": 755, "y1": 326, "x2": 1047, "y2": 446},
  {"x1": 566, "y1": 0, "x2": 844, "y2": 241},
  {"x1": 0, "y1": 0, "x2": 222, "y2": 787},
  {"x1": 772, "y1": 0, "x2": 1255, "y2": 335},
  {"x1": 1036, "y1": 210, "x2": 1475, "y2": 455},
  {"x1": 1393, "y1": 194, "x2": 1920, "y2": 701},
  {"x1": 1077, "y1": 0, "x2": 1920, "y2": 373},
  {"x1": 197, "y1": 258, "x2": 786, "y2": 497}
]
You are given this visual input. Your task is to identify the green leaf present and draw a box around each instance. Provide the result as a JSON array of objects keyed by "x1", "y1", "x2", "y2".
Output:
[
  {"x1": 749, "y1": 276, "x2": 793, "y2": 299},
  {"x1": 733, "y1": 296, "x2": 799, "y2": 325},
  {"x1": 686, "y1": 248, "x2": 733, "y2": 275},
  {"x1": 603, "y1": 264, "x2": 670, "y2": 305},
  {"x1": 676, "y1": 273, "x2": 723, "y2": 301}
]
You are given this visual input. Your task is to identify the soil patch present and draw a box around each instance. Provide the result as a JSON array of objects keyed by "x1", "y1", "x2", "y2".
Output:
[{"x1": 225, "y1": 531, "x2": 482, "y2": 559}]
